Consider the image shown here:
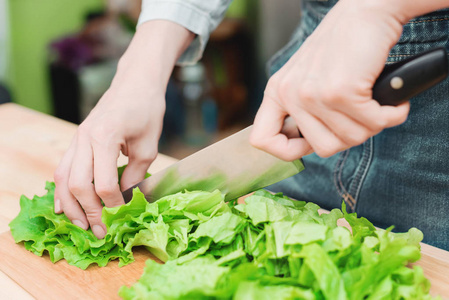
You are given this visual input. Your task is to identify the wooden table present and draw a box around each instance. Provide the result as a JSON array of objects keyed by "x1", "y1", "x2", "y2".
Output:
[{"x1": 0, "y1": 103, "x2": 448, "y2": 299}]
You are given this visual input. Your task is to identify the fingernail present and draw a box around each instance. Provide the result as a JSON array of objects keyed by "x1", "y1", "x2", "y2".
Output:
[
  {"x1": 92, "y1": 225, "x2": 106, "y2": 239},
  {"x1": 54, "y1": 199, "x2": 61, "y2": 213},
  {"x1": 72, "y1": 219, "x2": 87, "y2": 230}
]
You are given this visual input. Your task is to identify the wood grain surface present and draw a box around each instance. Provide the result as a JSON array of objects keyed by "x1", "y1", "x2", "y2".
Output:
[
  {"x1": 0, "y1": 231, "x2": 161, "y2": 300},
  {"x1": 0, "y1": 103, "x2": 175, "y2": 299},
  {"x1": 0, "y1": 103, "x2": 448, "y2": 299}
]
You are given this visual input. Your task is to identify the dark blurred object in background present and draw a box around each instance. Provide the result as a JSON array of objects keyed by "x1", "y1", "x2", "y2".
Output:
[
  {"x1": 48, "y1": 10, "x2": 133, "y2": 123},
  {"x1": 160, "y1": 79, "x2": 186, "y2": 145},
  {"x1": 0, "y1": 83, "x2": 12, "y2": 104},
  {"x1": 204, "y1": 18, "x2": 254, "y2": 131},
  {"x1": 178, "y1": 62, "x2": 217, "y2": 146}
]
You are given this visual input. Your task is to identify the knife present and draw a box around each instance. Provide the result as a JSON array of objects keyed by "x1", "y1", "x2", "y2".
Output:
[{"x1": 122, "y1": 47, "x2": 448, "y2": 203}]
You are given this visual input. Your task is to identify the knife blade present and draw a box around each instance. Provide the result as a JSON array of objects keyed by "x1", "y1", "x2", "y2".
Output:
[
  {"x1": 122, "y1": 47, "x2": 448, "y2": 203},
  {"x1": 122, "y1": 126, "x2": 304, "y2": 202}
]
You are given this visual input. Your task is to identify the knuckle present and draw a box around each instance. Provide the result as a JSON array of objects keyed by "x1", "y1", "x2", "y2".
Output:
[
  {"x1": 278, "y1": 78, "x2": 294, "y2": 95},
  {"x1": 372, "y1": 117, "x2": 388, "y2": 131},
  {"x1": 138, "y1": 150, "x2": 158, "y2": 165},
  {"x1": 85, "y1": 210, "x2": 102, "y2": 221},
  {"x1": 249, "y1": 133, "x2": 264, "y2": 150},
  {"x1": 314, "y1": 143, "x2": 338, "y2": 158},
  {"x1": 90, "y1": 125, "x2": 113, "y2": 145},
  {"x1": 95, "y1": 182, "x2": 119, "y2": 199},
  {"x1": 267, "y1": 73, "x2": 282, "y2": 88},
  {"x1": 68, "y1": 178, "x2": 88, "y2": 195},
  {"x1": 53, "y1": 167, "x2": 67, "y2": 184},
  {"x1": 361, "y1": 129, "x2": 374, "y2": 142},
  {"x1": 296, "y1": 85, "x2": 316, "y2": 105},
  {"x1": 320, "y1": 80, "x2": 355, "y2": 107},
  {"x1": 343, "y1": 130, "x2": 368, "y2": 146},
  {"x1": 279, "y1": 152, "x2": 299, "y2": 162},
  {"x1": 79, "y1": 121, "x2": 118, "y2": 145},
  {"x1": 320, "y1": 88, "x2": 344, "y2": 107},
  {"x1": 341, "y1": 136, "x2": 358, "y2": 147}
]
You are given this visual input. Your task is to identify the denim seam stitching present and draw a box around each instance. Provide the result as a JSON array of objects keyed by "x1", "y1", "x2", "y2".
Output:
[
  {"x1": 389, "y1": 53, "x2": 449, "y2": 57},
  {"x1": 351, "y1": 137, "x2": 374, "y2": 211},
  {"x1": 355, "y1": 137, "x2": 373, "y2": 202},
  {"x1": 348, "y1": 150, "x2": 368, "y2": 201},
  {"x1": 333, "y1": 151, "x2": 346, "y2": 196},
  {"x1": 334, "y1": 150, "x2": 355, "y2": 210},
  {"x1": 409, "y1": 17, "x2": 449, "y2": 24},
  {"x1": 338, "y1": 151, "x2": 350, "y2": 197},
  {"x1": 346, "y1": 140, "x2": 368, "y2": 203}
]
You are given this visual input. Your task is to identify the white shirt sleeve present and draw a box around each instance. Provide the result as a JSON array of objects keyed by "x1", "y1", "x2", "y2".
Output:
[{"x1": 138, "y1": 0, "x2": 233, "y2": 66}]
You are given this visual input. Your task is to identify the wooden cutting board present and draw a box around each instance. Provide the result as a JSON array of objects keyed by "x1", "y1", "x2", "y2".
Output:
[
  {"x1": 0, "y1": 103, "x2": 448, "y2": 299},
  {"x1": 0, "y1": 104, "x2": 176, "y2": 299},
  {"x1": 0, "y1": 232, "x2": 159, "y2": 300},
  {"x1": 2, "y1": 220, "x2": 449, "y2": 299}
]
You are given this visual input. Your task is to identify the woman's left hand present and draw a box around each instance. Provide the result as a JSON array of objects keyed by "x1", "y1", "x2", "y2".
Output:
[{"x1": 250, "y1": 0, "x2": 410, "y2": 161}]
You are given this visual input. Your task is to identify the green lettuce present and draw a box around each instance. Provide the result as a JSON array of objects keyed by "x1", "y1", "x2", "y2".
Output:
[
  {"x1": 9, "y1": 182, "x2": 439, "y2": 299},
  {"x1": 119, "y1": 191, "x2": 439, "y2": 300},
  {"x1": 9, "y1": 182, "x2": 230, "y2": 269}
]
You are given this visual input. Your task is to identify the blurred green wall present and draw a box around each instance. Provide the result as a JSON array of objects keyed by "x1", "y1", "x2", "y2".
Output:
[{"x1": 8, "y1": 0, "x2": 104, "y2": 114}]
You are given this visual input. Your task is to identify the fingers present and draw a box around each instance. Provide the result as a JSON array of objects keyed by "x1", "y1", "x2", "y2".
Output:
[
  {"x1": 93, "y1": 144, "x2": 124, "y2": 208},
  {"x1": 302, "y1": 106, "x2": 375, "y2": 154},
  {"x1": 289, "y1": 111, "x2": 347, "y2": 158},
  {"x1": 250, "y1": 97, "x2": 312, "y2": 161},
  {"x1": 54, "y1": 128, "x2": 161, "y2": 240},
  {"x1": 55, "y1": 134, "x2": 123, "y2": 239},
  {"x1": 54, "y1": 136, "x2": 147, "y2": 239},
  {"x1": 251, "y1": 91, "x2": 410, "y2": 160},
  {"x1": 68, "y1": 138, "x2": 106, "y2": 239},
  {"x1": 120, "y1": 145, "x2": 158, "y2": 191},
  {"x1": 54, "y1": 139, "x2": 75, "y2": 214},
  {"x1": 54, "y1": 138, "x2": 89, "y2": 230},
  {"x1": 332, "y1": 98, "x2": 410, "y2": 131}
]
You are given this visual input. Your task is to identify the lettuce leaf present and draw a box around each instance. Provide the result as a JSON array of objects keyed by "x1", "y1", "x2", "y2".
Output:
[
  {"x1": 9, "y1": 182, "x2": 439, "y2": 299},
  {"x1": 119, "y1": 195, "x2": 438, "y2": 300},
  {"x1": 9, "y1": 182, "x2": 230, "y2": 269}
]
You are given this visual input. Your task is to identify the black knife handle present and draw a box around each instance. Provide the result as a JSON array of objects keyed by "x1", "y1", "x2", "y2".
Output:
[{"x1": 372, "y1": 47, "x2": 448, "y2": 106}]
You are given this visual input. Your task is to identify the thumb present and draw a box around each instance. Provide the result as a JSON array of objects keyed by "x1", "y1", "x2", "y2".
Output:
[{"x1": 250, "y1": 97, "x2": 312, "y2": 161}]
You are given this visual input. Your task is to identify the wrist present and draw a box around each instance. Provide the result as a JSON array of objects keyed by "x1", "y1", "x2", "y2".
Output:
[
  {"x1": 336, "y1": 0, "x2": 407, "y2": 24},
  {"x1": 113, "y1": 20, "x2": 194, "y2": 88}
]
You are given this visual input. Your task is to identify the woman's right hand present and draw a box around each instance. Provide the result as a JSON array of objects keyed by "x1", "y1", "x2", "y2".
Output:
[{"x1": 53, "y1": 20, "x2": 194, "y2": 239}]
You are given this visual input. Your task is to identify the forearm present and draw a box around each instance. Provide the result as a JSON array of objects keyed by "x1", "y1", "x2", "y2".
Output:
[{"x1": 112, "y1": 20, "x2": 194, "y2": 90}]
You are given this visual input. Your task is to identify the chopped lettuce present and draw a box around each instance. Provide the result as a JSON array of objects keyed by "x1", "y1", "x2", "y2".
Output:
[
  {"x1": 9, "y1": 182, "x2": 439, "y2": 299},
  {"x1": 119, "y1": 191, "x2": 439, "y2": 300},
  {"x1": 9, "y1": 182, "x2": 230, "y2": 269}
]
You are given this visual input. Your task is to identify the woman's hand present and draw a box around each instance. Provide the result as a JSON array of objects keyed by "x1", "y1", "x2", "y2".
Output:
[
  {"x1": 250, "y1": 0, "x2": 412, "y2": 161},
  {"x1": 54, "y1": 85, "x2": 165, "y2": 239},
  {"x1": 53, "y1": 21, "x2": 193, "y2": 239}
]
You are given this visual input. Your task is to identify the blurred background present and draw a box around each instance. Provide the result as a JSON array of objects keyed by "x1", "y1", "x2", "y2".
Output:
[{"x1": 0, "y1": 0, "x2": 302, "y2": 159}]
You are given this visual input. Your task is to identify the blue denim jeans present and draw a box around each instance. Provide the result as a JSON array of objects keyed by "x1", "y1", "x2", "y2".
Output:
[{"x1": 267, "y1": 0, "x2": 449, "y2": 250}]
